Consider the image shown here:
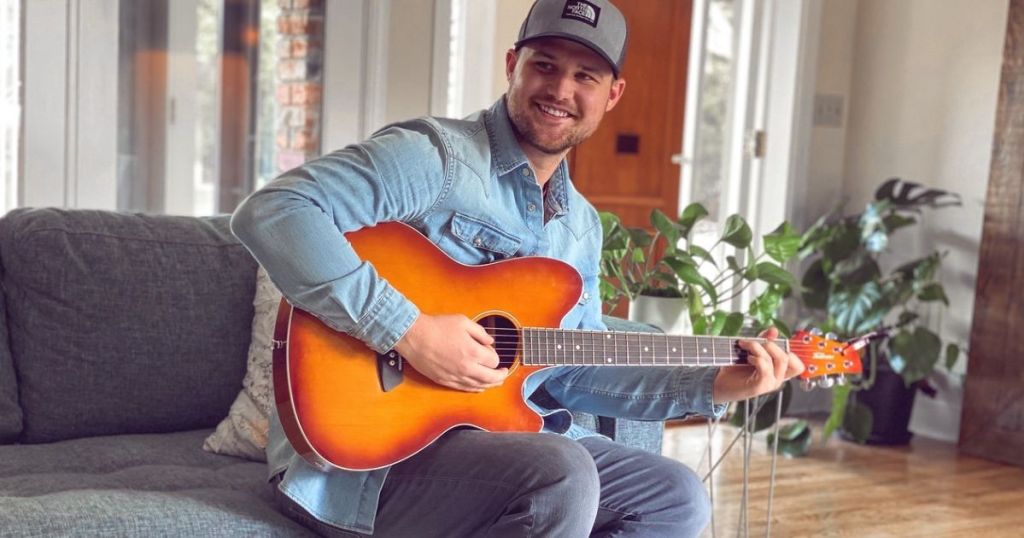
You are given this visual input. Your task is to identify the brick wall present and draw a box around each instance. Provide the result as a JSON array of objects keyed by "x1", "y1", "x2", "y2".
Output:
[{"x1": 275, "y1": 0, "x2": 324, "y2": 173}]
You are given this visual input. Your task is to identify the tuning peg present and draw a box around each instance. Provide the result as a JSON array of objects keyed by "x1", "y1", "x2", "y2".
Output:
[
  {"x1": 825, "y1": 331, "x2": 838, "y2": 341},
  {"x1": 809, "y1": 327, "x2": 823, "y2": 336},
  {"x1": 800, "y1": 378, "x2": 815, "y2": 391},
  {"x1": 835, "y1": 374, "x2": 847, "y2": 386},
  {"x1": 817, "y1": 377, "x2": 835, "y2": 389}
]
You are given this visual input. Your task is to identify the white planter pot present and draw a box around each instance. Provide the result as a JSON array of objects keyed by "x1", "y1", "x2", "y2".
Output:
[{"x1": 627, "y1": 294, "x2": 692, "y2": 335}]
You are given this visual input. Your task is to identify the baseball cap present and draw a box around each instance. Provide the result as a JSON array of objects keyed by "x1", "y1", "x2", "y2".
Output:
[{"x1": 515, "y1": 0, "x2": 628, "y2": 78}]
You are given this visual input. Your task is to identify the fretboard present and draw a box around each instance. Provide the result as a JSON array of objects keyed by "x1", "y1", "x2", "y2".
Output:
[{"x1": 520, "y1": 328, "x2": 789, "y2": 367}]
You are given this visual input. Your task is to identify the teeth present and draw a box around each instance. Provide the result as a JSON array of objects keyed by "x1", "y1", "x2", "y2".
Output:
[{"x1": 539, "y1": 104, "x2": 569, "y2": 118}]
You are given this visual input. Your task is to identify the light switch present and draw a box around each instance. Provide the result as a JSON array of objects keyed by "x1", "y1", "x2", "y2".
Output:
[{"x1": 813, "y1": 94, "x2": 844, "y2": 128}]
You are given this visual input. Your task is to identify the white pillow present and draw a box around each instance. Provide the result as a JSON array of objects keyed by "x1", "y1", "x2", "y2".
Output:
[{"x1": 203, "y1": 266, "x2": 282, "y2": 461}]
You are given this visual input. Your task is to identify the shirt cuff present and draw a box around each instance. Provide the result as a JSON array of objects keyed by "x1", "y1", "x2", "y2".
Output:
[
  {"x1": 349, "y1": 284, "x2": 420, "y2": 354},
  {"x1": 676, "y1": 367, "x2": 728, "y2": 420}
]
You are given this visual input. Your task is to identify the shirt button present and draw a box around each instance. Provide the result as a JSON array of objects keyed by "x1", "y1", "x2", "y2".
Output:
[
  {"x1": 521, "y1": 168, "x2": 531, "y2": 177},
  {"x1": 527, "y1": 203, "x2": 537, "y2": 212},
  {"x1": 473, "y1": 237, "x2": 483, "y2": 247},
  {"x1": 583, "y1": 292, "x2": 591, "y2": 301}
]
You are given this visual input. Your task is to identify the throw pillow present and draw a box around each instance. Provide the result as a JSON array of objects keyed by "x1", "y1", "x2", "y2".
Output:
[{"x1": 203, "y1": 265, "x2": 282, "y2": 461}]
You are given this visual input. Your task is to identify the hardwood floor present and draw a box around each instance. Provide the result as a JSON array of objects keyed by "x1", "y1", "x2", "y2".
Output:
[{"x1": 663, "y1": 420, "x2": 1024, "y2": 537}]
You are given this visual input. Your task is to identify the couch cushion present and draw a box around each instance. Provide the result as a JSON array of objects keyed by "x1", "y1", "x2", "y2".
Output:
[
  {"x1": 0, "y1": 280, "x2": 20, "y2": 443},
  {"x1": 0, "y1": 208, "x2": 257, "y2": 443},
  {"x1": 0, "y1": 429, "x2": 313, "y2": 536}
]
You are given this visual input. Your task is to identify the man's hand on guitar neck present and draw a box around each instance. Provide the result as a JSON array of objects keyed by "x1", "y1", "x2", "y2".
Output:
[
  {"x1": 711, "y1": 327, "x2": 805, "y2": 404},
  {"x1": 393, "y1": 313, "x2": 509, "y2": 392}
]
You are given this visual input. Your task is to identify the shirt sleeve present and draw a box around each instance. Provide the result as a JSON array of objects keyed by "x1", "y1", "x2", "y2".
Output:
[
  {"x1": 540, "y1": 364, "x2": 727, "y2": 421},
  {"x1": 230, "y1": 122, "x2": 447, "y2": 353}
]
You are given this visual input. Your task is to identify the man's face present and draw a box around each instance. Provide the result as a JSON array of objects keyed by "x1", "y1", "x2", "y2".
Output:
[{"x1": 505, "y1": 38, "x2": 626, "y2": 156}]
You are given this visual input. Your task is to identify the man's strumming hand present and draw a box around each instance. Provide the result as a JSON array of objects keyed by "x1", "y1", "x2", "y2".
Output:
[
  {"x1": 712, "y1": 327, "x2": 805, "y2": 404},
  {"x1": 393, "y1": 313, "x2": 508, "y2": 392}
]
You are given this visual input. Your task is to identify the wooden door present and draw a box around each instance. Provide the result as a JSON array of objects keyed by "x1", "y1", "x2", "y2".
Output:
[
  {"x1": 959, "y1": 0, "x2": 1024, "y2": 468},
  {"x1": 569, "y1": 0, "x2": 693, "y2": 228}
]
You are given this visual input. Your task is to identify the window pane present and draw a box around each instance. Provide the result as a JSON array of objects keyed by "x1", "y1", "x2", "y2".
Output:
[{"x1": 692, "y1": 0, "x2": 735, "y2": 224}]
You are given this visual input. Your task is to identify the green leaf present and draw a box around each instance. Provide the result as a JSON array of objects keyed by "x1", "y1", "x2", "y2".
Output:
[
  {"x1": 709, "y1": 311, "x2": 728, "y2": 336},
  {"x1": 767, "y1": 419, "x2": 812, "y2": 458},
  {"x1": 842, "y1": 398, "x2": 874, "y2": 443},
  {"x1": 917, "y1": 282, "x2": 949, "y2": 305},
  {"x1": 883, "y1": 214, "x2": 916, "y2": 233},
  {"x1": 876, "y1": 178, "x2": 962, "y2": 209},
  {"x1": 944, "y1": 343, "x2": 960, "y2": 370},
  {"x1": 688, "y1": 244, "x2": 717, "y2": 268},
  {"x1": 687, "y1": 284, "x2": 704, "y2": 319},
  {"x1": 771, "y1": 317, "x2": 792, "y2": 338},
  {"x1": 631, "y1": 247, "x2": 646, "y2": 265},
  {"x1": 833, "y1": 254, "x2": 882, "y2": 286},
  {"x1": 800, "y1": 259, "x2": 829, "y2": 310},
  {"x1": 889, "y1": 327, "x2": 942, "y2": 385},
  {"x1": 821, "y1": 222, "x2": 861, "y2": 261},
  {"x1": 678, "y1": 203, "x2": 709, "y2": 237},
  {"x1": 726, "y1": 255, "x2": 742, "y2": 274},
  {"x1": 666, "y1": 258, "x2": 718, "y2": 305},
  {"x1": 626, "y1": 227, "x2": 653, "y2": 248},
  {"x1": 755, "y1": 261, "x2": 798, "y2": 288},
  {"x1": 764, "y1": 221, "x2": 802, "y2": 263},
  {"x1": 822, "y1": 385, "x2": 851, "y2": 441},
  {"x1": 828, "y1": 281, "x2": 885, "y2": 336},
  {"x1": 721, "y1": 215, "x2": 753, "y2": 249},
  {"x1": 651, "y1": 209, "x2": 679, "y2": 252},
  {"x1": 721, "y1": 312, "x2": 745, "y2": 336}
]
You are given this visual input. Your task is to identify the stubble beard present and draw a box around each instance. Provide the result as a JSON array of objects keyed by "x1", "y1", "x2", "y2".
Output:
[{"x1": 507, "y1": 99, "x2": 591, "y2": 156}]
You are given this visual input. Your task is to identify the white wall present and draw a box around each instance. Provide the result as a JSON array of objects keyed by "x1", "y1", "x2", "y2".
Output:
[
  {"x1": 385, "y1": 0, "x2": 435, "y2": 124},
  {"x1": 808, "y1": 0, "x2": 1009, "y2": 442},
  {"x1": 491, "y1": 0, "x2": 533, "y2": 101}
]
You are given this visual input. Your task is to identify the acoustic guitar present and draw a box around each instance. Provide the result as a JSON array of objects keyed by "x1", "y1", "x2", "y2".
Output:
[{"x1": 271, "y1": 221, "x2": 862, "y2": 471}]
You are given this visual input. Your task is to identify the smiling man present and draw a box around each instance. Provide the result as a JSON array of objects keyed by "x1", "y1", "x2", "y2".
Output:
[{"x1": 231, "y1": 0, "x2": 803, "y2": 536}]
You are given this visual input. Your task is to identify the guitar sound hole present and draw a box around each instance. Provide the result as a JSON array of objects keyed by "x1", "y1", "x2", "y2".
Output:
[{"x1": 477, "y1": 314, "x2": 519, "y2": 369}]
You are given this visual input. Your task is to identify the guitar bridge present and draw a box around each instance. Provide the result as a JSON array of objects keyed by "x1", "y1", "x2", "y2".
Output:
[{"x1": 377, "y1": 350, "x2": 404, "y2": 392}]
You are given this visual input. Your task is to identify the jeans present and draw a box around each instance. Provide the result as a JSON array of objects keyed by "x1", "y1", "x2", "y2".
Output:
[{"x1": 272, "y1": 430, "x2": 711, "y2": 537}]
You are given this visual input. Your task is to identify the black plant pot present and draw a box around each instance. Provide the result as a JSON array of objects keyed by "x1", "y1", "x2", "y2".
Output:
[{"x1": 841, "y1": 357, "x2": 916, "y2": 445}]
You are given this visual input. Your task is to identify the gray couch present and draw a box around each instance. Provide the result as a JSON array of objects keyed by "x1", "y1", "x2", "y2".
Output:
[{"x1": 0, "y1": 208, "x2": 662, "y2": 537}]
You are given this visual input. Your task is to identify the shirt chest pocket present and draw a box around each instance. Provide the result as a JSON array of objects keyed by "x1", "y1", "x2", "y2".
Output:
[{"x1": 439, "y1": 212, "x2": 523, "y2": 264}]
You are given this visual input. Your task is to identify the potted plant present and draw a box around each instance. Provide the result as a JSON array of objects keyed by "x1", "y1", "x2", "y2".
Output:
[
  {"x1": 599, "y1": 203, "x2": 802, "y2": 339},
  {"x1": 797, "y1": 178, "x2": 962, "y2": 444}
]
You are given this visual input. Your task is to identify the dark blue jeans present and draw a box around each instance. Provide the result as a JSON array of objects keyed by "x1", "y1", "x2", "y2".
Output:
[{"x1": 273, "y1": 430, "x2": 710, "y2": 537}]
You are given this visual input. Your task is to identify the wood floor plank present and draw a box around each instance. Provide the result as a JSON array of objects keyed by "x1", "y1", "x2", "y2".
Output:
[{"x1": 663, "y1": 421, "x2": 1024, "y2": 537}]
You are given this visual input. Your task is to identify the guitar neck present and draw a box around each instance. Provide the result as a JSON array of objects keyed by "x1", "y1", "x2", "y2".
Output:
[{"x1": 520, "y1": 328, "x2": 790, "y2": 367}]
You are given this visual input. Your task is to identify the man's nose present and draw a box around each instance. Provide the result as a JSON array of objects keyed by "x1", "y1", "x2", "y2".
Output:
[{"x1": 546, "y1": 73, "x2": 574, "y2": 101}]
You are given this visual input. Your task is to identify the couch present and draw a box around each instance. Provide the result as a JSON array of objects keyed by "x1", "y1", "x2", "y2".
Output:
[{"x1": 0, "y1": 208, "x2": 663, "y2": 537}]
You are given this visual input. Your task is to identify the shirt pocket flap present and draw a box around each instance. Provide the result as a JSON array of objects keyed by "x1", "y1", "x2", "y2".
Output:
[{"x1": 450, "y1": 213, "x2": 522, "y2": 258}]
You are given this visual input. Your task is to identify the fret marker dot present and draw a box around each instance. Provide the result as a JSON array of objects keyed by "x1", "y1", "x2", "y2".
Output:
[
  {"x1": 606, "y1": 358, "x2": 612, "y2": 363},
  {"x1": 606, "y1": 334, "x2": 612, "y2": 339},
  {"x1": 575, "y1": 345, "x2": 581, "y2": 350},
  {"x1": 644, "y1": 346, "x2": 649, "y2": 352},
  {"x1": 702, "y1": 348, "x2": 708, "y2": 353},
  {"x1": 556, "y1": 345, "x2": 562, "y2": 350},
  {"x1": 672, "y1": 348, "x2": 677, "y2": 352}
]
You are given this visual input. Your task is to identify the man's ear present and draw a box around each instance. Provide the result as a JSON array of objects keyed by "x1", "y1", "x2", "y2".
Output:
[
  {"x1": 505, "y1": 48, "x2": 518, "y2": 83},
  {"x1": 605, "y1": 77, "x2": 626, "y2": 112}
]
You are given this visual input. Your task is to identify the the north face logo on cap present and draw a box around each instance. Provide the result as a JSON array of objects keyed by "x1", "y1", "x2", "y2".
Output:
[{"x1": 562, "y1": 0, "x2": 601, "y2": 27}]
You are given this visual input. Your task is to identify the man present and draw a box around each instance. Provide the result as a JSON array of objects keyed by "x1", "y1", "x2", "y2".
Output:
[{"x1": 231, "y1": 0, "x2": 804, "y2": 536}]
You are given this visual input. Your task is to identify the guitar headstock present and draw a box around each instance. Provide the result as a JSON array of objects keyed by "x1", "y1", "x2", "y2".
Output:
[{"x1": 788, "y1": 329, "x2": 863, "y2": 390}]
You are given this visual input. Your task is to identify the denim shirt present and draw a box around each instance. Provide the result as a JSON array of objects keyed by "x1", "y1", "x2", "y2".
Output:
[{"x1": 230, "y1": 97, "x2": 725, "y2": 535}]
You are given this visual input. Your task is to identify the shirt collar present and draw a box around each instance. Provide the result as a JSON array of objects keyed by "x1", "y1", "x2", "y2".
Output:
[
  {"x1": 484, "y1": 96, "x2": 531, "y2": 177},
  {"x1": 484, "y1": 96, "x2": 571, "y2": 219}
]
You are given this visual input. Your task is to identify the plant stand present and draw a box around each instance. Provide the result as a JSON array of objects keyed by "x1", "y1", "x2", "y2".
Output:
[{"x1": 842, "y1": 359, "x2": 915, "y2": 445}]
